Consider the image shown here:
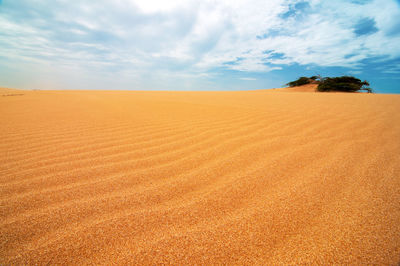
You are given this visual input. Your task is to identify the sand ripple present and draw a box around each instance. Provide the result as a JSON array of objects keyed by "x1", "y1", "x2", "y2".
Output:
[{"x1": 1, "y1": 89, "x2": 400, "y2": 264}]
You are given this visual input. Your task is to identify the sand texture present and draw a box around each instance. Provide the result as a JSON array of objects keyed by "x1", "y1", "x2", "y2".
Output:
[
  {"x1": 1, "y1": 88, "x2": 400, "y2": 264},
  {"x1": 271, "y1": 83, "x2": 319, "y2": 92}
]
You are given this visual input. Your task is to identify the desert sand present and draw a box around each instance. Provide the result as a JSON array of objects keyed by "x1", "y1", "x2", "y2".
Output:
[{"x1": 1, "y1": 86, "x2": 400, "y2": 264}]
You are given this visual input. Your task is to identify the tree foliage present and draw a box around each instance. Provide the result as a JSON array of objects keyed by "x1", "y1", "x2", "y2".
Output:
[
  {"x1": 286, "y1": 75, "x2": 372, "y2": 93},
  {"x1": 317, "y1": 76, "x2": 372, "y2": 93},
  {"x1": 286, "y1": 77, "x2": 312, "y2": 87}
]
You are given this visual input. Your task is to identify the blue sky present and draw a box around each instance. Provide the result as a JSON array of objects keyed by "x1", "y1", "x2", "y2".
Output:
[{"x1": 0, "y1": 0, "x2": 400, "y2": 93}]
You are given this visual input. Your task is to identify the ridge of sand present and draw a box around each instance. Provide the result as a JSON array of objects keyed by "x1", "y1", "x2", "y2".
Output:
[
  {"x1": 0, "y1": 87, "x2": 26, "y2": 96},
  {"x1": 1, "y1": 89, "x2": 400, "y2": 264},
  {"x1": 271, "y1": 83, "x2": 318, "y2": 92}
]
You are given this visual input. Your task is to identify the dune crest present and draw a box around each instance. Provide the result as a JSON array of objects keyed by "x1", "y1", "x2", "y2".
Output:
[
  {"x1": 1, "y1": 88, "x2": 400, "y2": 264},
  {"x1": 272, "y1": 83, "x2": 318, "y2": 92}
]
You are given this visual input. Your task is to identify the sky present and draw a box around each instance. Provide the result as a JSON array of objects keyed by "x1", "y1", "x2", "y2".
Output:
[{"x1": 0, "y1": 0, "x2": 400, "y2": 93}]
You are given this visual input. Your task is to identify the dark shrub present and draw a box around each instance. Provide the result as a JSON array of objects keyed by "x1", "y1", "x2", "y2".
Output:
[
  {"x1": 317, "y1": 76, "x2": 372, "y2": 93},
  {"x1": 286, "y1": 77, "x2": 312, "y2": 87}
]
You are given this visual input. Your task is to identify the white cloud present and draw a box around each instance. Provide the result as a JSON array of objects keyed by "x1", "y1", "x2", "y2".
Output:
[
  {"x1": 131, "y1": 0, "x2": 191, "y2": 13},
  {"x1": 0, "y1": 0, "x2": 399, "y2": 90},
  {"x1": 240, "y1": 77, "x2": 257, "y2": 81}
]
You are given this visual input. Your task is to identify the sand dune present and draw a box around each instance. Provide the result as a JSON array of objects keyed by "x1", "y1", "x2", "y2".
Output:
[
  {"x1": 270, "y1": 83, "x2": 319, "y2": 92},
  {"x1": 1, "y1": 87, "x2": 400, "y2": 264}
]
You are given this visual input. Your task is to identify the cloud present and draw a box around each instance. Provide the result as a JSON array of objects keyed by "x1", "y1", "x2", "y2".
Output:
[
  {"x1": 0, "y1": 0, "x2": 399, "y2": 90},
  {"x1": 239, "y1": 77, "x2": 257, "y2": 81},
  {"x1": 280, "y1": 1, "x2": 311, "y2": 19},
  {"x1": 351, "y1": 0, "x2": 374, "y2": 4},
  {"x1": 379, "y1": 63, "x2": 400, "y2": 74}
]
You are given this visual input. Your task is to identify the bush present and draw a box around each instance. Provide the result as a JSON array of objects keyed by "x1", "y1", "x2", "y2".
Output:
[
  {"x1": 317, "y1": 76, "x2": 372, "y2": 93},
  {"x1": 286, "y1": 77, "x2": 312, "y2": 87}
]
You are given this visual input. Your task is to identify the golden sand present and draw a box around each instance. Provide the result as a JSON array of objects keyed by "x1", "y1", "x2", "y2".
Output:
[{"x1": 1, "y1": 87, "x2": 400, "y2": 264}]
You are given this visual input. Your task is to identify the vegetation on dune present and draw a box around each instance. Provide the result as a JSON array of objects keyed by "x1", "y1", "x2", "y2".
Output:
[
  {"x1": 287, "y1": 75, "x2": 373, "y2": 93},
  {"x1": 317, "y1": 76, "x2": 372, "y2": 93},
  {"x1": 286, "y1": 76, "x2": 314, "y2": 87}
]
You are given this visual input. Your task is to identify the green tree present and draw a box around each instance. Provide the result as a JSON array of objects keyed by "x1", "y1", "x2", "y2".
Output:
[
  {"x1": 317, "y1": 76, "x2": 372, "y2": 93},
  {"x1": 286, "y1": 77, "x2": 312, "y2": 87}
]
